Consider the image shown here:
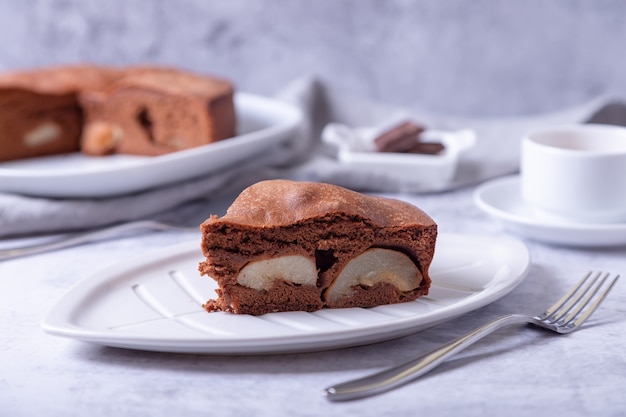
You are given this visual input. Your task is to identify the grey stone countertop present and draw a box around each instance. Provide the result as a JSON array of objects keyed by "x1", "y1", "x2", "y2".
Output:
[{"x1": 1, "y1": 185, "x2": 625, "y2": 417}]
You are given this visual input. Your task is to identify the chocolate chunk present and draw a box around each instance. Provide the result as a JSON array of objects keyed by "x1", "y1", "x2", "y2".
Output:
[
  {"x1": 374, "y1": 121, "x2": 425, "y2": 152},
  {"x1": 407, "y1": 141, "x2": 445, "y2": 155}
]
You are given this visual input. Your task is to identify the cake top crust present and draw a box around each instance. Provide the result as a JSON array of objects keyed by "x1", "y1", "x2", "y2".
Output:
[
  {"x1": 111, "y1": 68, "x2": 234, "y2": 98},
  {"x1": 0, "y1": 65, "x2": 233, "y2": 98},
  {"x1": 0, "y1": 65, "x2": 122, "y2": 94},
  {"x1": 206, "y1": 180, "x2": 436, "y2": 228}
]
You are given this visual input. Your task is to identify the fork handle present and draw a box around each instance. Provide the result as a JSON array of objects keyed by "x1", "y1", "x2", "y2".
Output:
[
  {"x1": 323, "y1": 313, "x2": 532, "y2": 401},
  {"x1": 0, "y1": 220, "x2": 193, "y2": 261}
]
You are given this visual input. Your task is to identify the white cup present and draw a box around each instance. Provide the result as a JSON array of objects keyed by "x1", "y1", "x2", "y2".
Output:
[{"x1": 520, "y1": 124, "x2": 626, "y2": 224}]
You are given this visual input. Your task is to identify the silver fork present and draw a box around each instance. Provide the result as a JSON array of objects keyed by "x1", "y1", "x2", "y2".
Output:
[
  {"x1": 323, "y1": 271, "x2": 620, "y2": 402},
  {"x1": 0, "y1": 220, "x2": 197, "y2": 261}
]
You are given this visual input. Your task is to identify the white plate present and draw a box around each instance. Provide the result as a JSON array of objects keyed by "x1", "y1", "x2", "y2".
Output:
[
  {"x1": 42, "y1": 233, "x2": 530, "y2": 354},
  {"x1": 474, "y1": 175, "x2": 626, "y2": 247},
  {"x1": 0, "y1": 93, "x2": 302, "y2": 198}
]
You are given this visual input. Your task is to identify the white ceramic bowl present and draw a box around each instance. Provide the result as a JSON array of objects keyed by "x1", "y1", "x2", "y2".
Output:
[{"x1": 322, "y1": 123, "x2": 476, "y2": 186}]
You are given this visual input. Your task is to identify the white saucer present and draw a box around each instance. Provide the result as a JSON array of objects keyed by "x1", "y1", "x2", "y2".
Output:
[{"x1": 474, "y1": 175, "x2": 626, "y2": 247}]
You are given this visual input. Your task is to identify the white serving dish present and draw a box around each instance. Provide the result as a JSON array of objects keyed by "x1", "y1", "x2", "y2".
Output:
[{"x1": 0, "y1": 93, "x2": 302, "y2": 198}]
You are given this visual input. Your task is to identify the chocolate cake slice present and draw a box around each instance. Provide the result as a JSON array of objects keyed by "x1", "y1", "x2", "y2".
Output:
[{"x1": 198, "y1": 180, "x2": 437, "y2": 315}]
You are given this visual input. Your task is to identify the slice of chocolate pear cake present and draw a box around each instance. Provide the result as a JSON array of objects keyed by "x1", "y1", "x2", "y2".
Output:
[{"x1": 198, "y1": 180, "x2": 437, "y2": 315}]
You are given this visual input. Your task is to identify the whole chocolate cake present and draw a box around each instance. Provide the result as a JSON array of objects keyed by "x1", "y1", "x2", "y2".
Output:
[
  {"x1": 0, "y1": 65, "x2": 236, "y2": 162},
  {"x1": 198, "y1": 180, "x2": 437, "y2": 315}
]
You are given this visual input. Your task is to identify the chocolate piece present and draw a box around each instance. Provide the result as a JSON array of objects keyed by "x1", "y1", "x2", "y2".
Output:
[
  {"x1": 198, "y1": 180, "x2": 437, "y2": 315},
  {"x1": 407, "y1": 141, "x2": 445, "y2": 155},
  {"x1": 374, "y1": 121, "x2": 425, "y2": 153}
]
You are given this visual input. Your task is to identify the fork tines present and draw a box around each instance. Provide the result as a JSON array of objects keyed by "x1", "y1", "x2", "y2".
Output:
[{"x1": 542, "y1": 271, "x2": 620, "y2": 329}]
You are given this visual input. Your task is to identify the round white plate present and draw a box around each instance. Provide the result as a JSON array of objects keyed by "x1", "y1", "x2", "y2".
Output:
[
  {"x1": 474, "y1": 175, "x2": 626, "y2": 247},
  {"x1": 0, "y1": 93, "x2": 302, "y2": 198},
  {"x1": 41, "y1": 233, "x2": 530, "y2": 354}
]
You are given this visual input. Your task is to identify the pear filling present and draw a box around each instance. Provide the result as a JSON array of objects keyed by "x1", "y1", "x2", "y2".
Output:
[
  {"x1": 236, "y1": 255, "x2": 318, "y2": 291},
  {"x1": 24, "y1": 122, "x2": 61, "y2": 147},
  {"x1": 325, "y1": 248, "x2": 422, "y2": 304}
]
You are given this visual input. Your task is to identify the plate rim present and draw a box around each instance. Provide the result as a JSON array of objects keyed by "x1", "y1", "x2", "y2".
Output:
[{"x1": 41, "y1": 233, "x2": 530, "y2": 354}]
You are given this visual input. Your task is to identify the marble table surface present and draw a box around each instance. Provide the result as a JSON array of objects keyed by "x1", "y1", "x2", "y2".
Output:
[{"x1": 1, "y1": 185, "x2": 625, "y2": 417}]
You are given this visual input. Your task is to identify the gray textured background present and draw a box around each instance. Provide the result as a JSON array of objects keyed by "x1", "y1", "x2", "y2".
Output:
[{"x1": 1, "y1": 0, "x2": 625, "y2": 117}]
